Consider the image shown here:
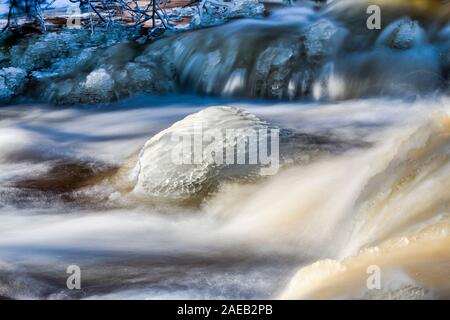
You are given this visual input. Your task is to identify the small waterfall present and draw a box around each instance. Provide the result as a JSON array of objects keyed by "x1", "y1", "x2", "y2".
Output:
[
  {"x1": 4, "y1": 0, "x2": 448, "y2": 104},
  {"x1": 134, "y1": 0, "x2": 450, "y2": 101}
]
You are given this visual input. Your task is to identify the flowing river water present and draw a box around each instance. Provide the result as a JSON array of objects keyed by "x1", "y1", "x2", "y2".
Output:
[{"x1": 0, "y1": 0, "x2": 449, "y2": 299}]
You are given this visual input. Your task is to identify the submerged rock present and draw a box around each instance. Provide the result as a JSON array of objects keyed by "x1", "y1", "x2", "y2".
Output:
[
  {"x1": 128, "y1": 106, "x2": 278, "y2": 201},
  {"x1": 0, "y1": 67, "x2": 27, "y2": 103}
]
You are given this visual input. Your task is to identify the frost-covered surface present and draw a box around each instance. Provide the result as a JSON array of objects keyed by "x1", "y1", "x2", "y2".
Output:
[
  {"x1": 129, "y1": 106, "x2": 274, "y2": 201},
  {"x1": 0, "y1": 67, "x2": 27, "y2": 102},
  {"x1": 10, "y1": 32, "x2": 85, "y2": 72},
  {"x1": 82, "y1": 68, "x2": 115, "y2": 103},
  {"x1": 192, "y1": 0, "x2": 265, "y2": 27},
  {"x1": 0, "y1": 27, "x2": 174, "y2": 104},
  {"x1": 302, "y1": 18, "x2": 347, "y2": 62}
]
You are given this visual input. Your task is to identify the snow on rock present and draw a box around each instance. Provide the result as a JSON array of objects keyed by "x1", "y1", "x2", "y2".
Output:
[
  {"x1": 0, "y1": 67, "x2": 27, "y2": 103},
  {"x1": 376, "y1": 18, "x2": 426, "y2": 50},
  {"x1": 128, "y1": 106, "x2": 276, "y2": 201}
]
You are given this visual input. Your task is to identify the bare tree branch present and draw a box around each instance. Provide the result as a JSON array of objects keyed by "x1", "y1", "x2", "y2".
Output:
[{"x1": 1, "y1": 0, "x2": 184, "y2": 33}]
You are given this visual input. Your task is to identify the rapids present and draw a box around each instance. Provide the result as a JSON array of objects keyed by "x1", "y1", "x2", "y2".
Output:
[
  {"x1": 0, "y1": 95, "x2": 449, "y2": 299},
  {"x1": 0, "y1": 0, "x2": 449, "y2": 300}
]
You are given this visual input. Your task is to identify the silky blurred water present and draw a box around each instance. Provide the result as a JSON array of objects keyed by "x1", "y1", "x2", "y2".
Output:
[{"x1": 1, "y1": 93, "x2": 444, "y2": 299}]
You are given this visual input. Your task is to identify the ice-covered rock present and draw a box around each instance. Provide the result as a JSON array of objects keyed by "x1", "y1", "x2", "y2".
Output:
[
  {"x1": 0, "y1": 67, "x2": 27, "y2": 103},
  {"x1": 9, "y1": 31, "x2": 85, "y2": 72},
  {"x1": 113, "y1": 40, "x2": 177, "y2": 98},
  {"x1": 31, "y1": 47, "x2": 97, "y2": 81},
  {"x1": 38, "y1": 45, "x2": 177, "y2": 105},
  {"x1": 376, "y1": 18, "x2": 426, "y2": 49},
  {"x1": 302, "y1": 18, "x2": 347, "y2": 63},
  {"x1": 194, "y1": 0, "x2": 265, "y2": 27},
  {"x1": 114, "y1": 61, "x2": 176, "y2": 97},
  {"x1": 82, "y1": 68, "x2": 115, "y2": 103},
  {"x1": 255, "y1": 45, "x2": 296, "y2": 98},
  {"x1": 251, "y1": 18, "x2": 346, "y2": 99},
  {"x1": 8, "y1": 27, "x2": 137, "y2": 73},
  {"x1": 256, "y1": 47, "x2": 295, "y2": 78},
  {"x1": 165, "y1": 16, "x2": 347, "y2": 100},
  {"x1": 226, "y1": 0, "x2": 265, "y2": 17},
  {"x1": 88, "y1": 27, "x2": 138, "y2": 48},
  {"x1": 41, "y1": 67, "x2": 115, "y2": 105},
  {"x1": 129, "y1": 106, "x2": 278, "y2": 201}
]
